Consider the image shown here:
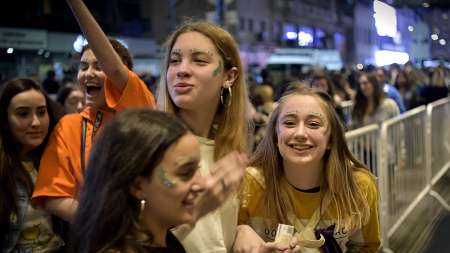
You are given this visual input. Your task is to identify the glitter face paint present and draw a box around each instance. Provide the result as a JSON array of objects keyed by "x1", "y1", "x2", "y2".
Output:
[
  {"x1": 212, "y1": 60, "x2": 222, "y2": 77},
  {"x1": 157, "y1": 165, "x2": 177, "y2": 189}
]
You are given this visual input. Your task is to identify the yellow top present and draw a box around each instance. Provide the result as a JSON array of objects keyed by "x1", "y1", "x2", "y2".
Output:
[{"x1": 239, "y1": 167, "x2": 381, "y2": 253}]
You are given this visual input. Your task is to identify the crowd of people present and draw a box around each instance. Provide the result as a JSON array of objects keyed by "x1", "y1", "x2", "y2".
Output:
[{"x1": 1, "y1": 0, "x2": 449, "y2": 252}]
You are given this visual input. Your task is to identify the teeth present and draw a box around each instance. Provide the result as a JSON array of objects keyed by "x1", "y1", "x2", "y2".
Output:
[{"x1": 291, "y1": 144, "x2": 311, "y2": 150}]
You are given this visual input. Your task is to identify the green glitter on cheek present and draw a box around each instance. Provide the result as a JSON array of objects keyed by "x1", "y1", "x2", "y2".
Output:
[
  {"x1": 157, "y1": 166, "x2": 177, "y2": 188},
  {"x1": 212, "y1": 60, "x2": 222, "y2": 77}
]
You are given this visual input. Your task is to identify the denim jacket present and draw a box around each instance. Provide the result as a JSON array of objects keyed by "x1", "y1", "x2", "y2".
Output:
[{"x1": 2, "y1": 181, "x2": 31, "y2": 253}]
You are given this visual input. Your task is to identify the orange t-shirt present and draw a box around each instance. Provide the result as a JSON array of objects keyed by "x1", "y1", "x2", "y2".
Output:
[{"x1": 32, "y1": 70, "x2": 155, "y2": 204}]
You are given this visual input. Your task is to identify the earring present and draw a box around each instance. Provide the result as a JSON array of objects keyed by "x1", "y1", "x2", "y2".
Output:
[
  {"x1": 220, "y1": 86, "x2": 232, "y2": 107},
  {"x1": 140, "y1": 199, "x2": 146, "y2": 212}
]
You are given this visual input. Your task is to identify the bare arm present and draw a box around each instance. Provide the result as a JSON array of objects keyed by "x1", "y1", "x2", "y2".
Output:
[
  {"x1": 44, "y1": 197, "x2": 79, "y2": 223},
  {"x1": 66, "y1": 0, "x2": 128, "y2": 91}
]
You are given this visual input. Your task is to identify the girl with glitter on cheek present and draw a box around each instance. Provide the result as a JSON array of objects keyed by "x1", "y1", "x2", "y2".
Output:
[{"x1": 71, "y1": 109, "x2": 246, "y2": 252}]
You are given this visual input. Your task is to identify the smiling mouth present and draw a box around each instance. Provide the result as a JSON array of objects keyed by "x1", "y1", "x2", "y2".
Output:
[
  {"x1": 289, "y1": 144, "x2": 313, "y2": 152},
  {"x1": 85, "y1": 85, "x2": 101, "y2": 96}
]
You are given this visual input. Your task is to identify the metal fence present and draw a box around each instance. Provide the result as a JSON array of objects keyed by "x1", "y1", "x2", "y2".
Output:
[{"x1": 345, "y1": 98, "x2": 450, "y2": 252}]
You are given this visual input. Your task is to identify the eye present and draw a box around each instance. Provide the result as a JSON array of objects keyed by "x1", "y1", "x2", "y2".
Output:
[
  {"x1": 79, "y1": 63, "x2": 88, "y2": 71},
  {"x1": 282, "y1": 120, "x2": 296, "y2": 127},
  {"x1": 169, "y1": 56, "x2": 181, "y2": 65},
  {"x1": 194, "y1": 58, "x2": 208, "y2": 65},
  {"x1": 307, "y1": 121, "x2": 322, "y2": 129},
  {"x1": 37, "y1": 107, "x2": 48, "y2": 117},
  {"x1": 177, "y1": 165, "x2": 200, "y2": 180}
]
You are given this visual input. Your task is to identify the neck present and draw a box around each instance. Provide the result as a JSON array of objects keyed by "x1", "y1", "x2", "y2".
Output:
[
  {"x1": 283, "y1": 160, "x2": 323, "y2": 190},
  {"x1": 140, "y1": 214, "x2": 168, "y2": 247},
  {"x1": 178, "y1": 105, "x2": 218, "y2": 138}
]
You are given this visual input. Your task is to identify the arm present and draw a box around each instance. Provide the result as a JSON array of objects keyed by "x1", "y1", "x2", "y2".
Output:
[
  {"x1": 233, "y1": 225, "x2": 298, "y2": 253},
  {"x1": 44, "y1": 197, "x2": 79, "y2": 223},
  {"x1": 66, "y1": 0, "x2": 128, "y2": 90}
]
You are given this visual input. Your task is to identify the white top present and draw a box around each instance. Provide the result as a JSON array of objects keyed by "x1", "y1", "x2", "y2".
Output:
[{"x1": 172, "y1": 136, "x2": 239, "y2": 253}]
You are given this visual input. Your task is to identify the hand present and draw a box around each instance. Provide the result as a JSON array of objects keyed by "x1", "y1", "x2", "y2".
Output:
[
  {"x1": 233, "y1": 225, "x2": 300, "y2": 253},
  {"x1": 193, "y1": 151, "x2": 248, "y2": 220}
]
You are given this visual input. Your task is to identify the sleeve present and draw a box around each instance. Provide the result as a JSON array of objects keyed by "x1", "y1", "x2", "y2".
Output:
[
  {"x1": 238, "y1": 169, "x2": 264, "y2": 225},
  {"x1": 104, "y1": 69, "x2": 156, "y2": 111},
  {"x1": 32, "y1": 118, "x2": 82, "y2": 206},
  {"x1": 346, "y1": 173, "x2": 381, "y2": 253}
]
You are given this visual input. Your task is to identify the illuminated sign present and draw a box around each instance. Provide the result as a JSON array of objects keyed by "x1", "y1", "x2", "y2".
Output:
[
  {"x1": 373, "y1": 0, "x2": 397, "y2": 38},
  {"x1": 374, "y1": 50, "x2": 409, "y2": 66}
]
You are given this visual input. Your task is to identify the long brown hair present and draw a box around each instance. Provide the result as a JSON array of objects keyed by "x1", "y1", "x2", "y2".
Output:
[
  {"x1": 251, "y1": 87, "x2": 372, "y2": 230},
  {"x1": 157, "y1": 20, "x2": 249, "y2": 160},
  {"x1": 352, "y1": 72, "x2": 384, "y2": 125},
  {"x1": 0, "y1": 78, "x2": 57, "y2": 242}
]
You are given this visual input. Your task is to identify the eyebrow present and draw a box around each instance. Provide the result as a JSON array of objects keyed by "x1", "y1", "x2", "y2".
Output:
[{"x1": 173, "y1": 156, "x2": 197, "y2": 168}]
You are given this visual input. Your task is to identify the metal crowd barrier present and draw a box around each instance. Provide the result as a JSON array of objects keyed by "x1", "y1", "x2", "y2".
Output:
[
  {"x1": 344, "y1": 97, "x2": 450, "y2": 252},
  {"x1": 341, "y1": 100, "x2": 353, "y2": 120}
]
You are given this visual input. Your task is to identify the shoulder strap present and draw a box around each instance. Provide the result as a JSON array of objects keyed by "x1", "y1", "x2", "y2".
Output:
[{"x1": 81, "y1": 118, "x2": 87, "y2": 172}]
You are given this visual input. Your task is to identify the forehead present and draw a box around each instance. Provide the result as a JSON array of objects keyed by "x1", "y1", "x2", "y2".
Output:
[
  {"x1": 161, "y1": 133, "x2": 200, "y2": 169},
  {"x1": 280, "y1": 95, "x2": 327, "y2": 118},
  {"x1": 171, "y1": 31, "x2": 219, "y2": 55},
  {"x1": 80, "y1": 49, "x2": 97, "y2": 62},
  {"x1": 9, "y1": 89, "x2": 46, "y2": 109}
]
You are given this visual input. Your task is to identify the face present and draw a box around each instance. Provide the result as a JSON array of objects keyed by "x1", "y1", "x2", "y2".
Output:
[
  {"x1": 7, "y1": 89, "x2": 49, "y2": 154},
  {"x1": 166, "y1": 31, "x2": 230, "y2": 111},
  {"x1": 358, "y1": 75, "x2": 374, "y2": 98},
  {"x1": 77, "y1": 49, "x2": 107, "y2": 109},
  {"x1": 139, "y1": 133, "x2": 204, "y2": 227},
  {"x1": 312, "y1": 78, "x2": 328, "y2": 93},
  {"x1": 64, "y1": 89, "x2": 85, "y2": 114},
  {"x1": 277, "y1": 95, "x2": 330, "y2": 171}
]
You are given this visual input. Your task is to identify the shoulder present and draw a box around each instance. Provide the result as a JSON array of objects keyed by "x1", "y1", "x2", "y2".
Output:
[
  {"x1": 239, "y1": 167, "x2": 265, "y2": 205},
  {"x1": 353, "y1": 170, "x2": 378, "y2": 200}
]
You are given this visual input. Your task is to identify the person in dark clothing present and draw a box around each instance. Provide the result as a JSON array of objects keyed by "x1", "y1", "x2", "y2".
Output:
[{"x1": 42, "y1": 70, "x2": 60, "y2": 95}]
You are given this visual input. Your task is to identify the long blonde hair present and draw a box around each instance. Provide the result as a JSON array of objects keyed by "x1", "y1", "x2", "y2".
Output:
[
  {"x1": 157, "y1": 20, "x2": 249, "y2": 160},
  {"x1": 250, "y1": 87, "x2": 373, "y2": 231}
]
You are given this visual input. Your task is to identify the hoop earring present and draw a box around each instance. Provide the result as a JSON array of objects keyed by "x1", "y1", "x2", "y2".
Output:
[{"x1": 220, "y1": 87, "x2": 232, "y2": 107}]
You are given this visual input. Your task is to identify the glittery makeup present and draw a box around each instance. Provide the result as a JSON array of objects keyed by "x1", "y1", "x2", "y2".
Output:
[
  {"x1": 157, "y1": 166, "x2": 177, "y2": 188},
  {"x1": 212, "y1": 60, "x2": 222, "y2": 77}
]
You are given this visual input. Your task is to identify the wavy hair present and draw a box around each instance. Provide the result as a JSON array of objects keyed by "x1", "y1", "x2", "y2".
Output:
[
  {"x1": 250, "y1": 87, "x2": 372, "y2": 231},
  {"x1": 157, "y1": 20, "x2": 249, "y2": 160}
]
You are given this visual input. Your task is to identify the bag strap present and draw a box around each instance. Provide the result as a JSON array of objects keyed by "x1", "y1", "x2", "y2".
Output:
[
  {"x1": 80, "y1": 111, "x2": 103, "y2": 172},
  {"x1": 81, "y1": 118, "x2": 87, "y2": 172}
]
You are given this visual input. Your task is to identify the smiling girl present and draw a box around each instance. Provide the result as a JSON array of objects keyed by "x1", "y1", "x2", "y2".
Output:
[
  {"x1": 32, "y1": 0, "x2": 155, "y2": 223},
  {"x1": 236, "y1": 87, "x2": 381, "y2": 252},
  {"x1": 0, "y1": 78, "x2": 63, "y2": 252}
]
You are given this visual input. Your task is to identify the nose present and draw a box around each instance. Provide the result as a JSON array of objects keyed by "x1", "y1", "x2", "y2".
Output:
[
  {"x1": 176, "y1": 60, "x2": 192, "y2": 78},
  {"x1": 85, "y1": 66, "x2": 96, "y2": 78},
  {"x1": 293, "y1": 122, "x2": 308, "y2": 139},
  {"x1": 30, "y1": 113, "x2": 41, "y2": 127},
  {"x1": 76, "y1": 101, "x2": 84, "y2": 112},
  {"x1": 190, "y1": 173, "x2": 206, "y2": 194}
]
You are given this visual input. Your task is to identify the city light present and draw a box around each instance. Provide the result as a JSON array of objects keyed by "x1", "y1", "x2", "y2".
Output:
[
  {"x1": 431, "y1": 34, "x2": 439, "y2": 40},
  {"x1": 285, "y1": 32, "x2": 297, "y2": 40},
  {"x1": 439, "y1": 39, "x2": 446, "y2": 46},
  {"x1": 408, "y1": 26, "x2": 414, "y2": 32},
  {"x1": 298, "y1": 31, "x2": 313, "y2": 46},
  {"x1": 375, "y1": 50, "x2": 409, "y2": 66},
  {"x1": 356, "y1": 63, "x2": 364, "y2": 70},
  {"x1": 7, "y1": 48, "x2": 14, "y2": 54},
  {"x1": 423, "y1": 2, "x2": 430, "y2": 8}
]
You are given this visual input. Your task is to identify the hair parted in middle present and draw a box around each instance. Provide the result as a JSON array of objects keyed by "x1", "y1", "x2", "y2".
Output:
[
  {"x1": 71, "y1": 109, "x2": 189, "y2": 253},
  {"x1": 250, "y1": 86, "x2": 372, "y2": 231},
  {"x1": 157, "y1": 20, "x2": 250, "y2": 161}
]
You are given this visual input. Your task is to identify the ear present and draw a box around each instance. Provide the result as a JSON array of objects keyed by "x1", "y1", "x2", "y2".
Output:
[
  {"x1": 129, "y1": 176, "x2": 147, "y2": 200},
  {"x1": 223, "y1": 67, "x2": 239, "y2": 89}
]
